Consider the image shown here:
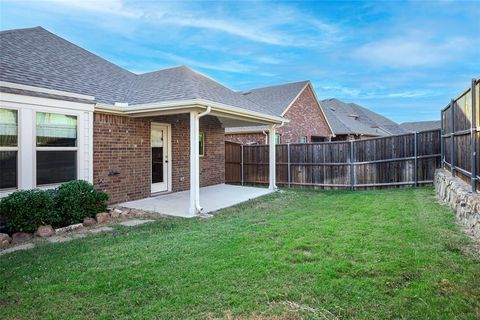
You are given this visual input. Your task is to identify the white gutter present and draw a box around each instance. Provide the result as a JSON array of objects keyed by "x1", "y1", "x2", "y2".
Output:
[{"x1": 95, "y1": 98, "x2": 285, "y2": 124}]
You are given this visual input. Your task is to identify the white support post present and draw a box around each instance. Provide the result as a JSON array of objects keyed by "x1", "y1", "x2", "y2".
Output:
[
  {"x1": 268, "y1": 124, "x2": 277, "y2": 191},
  {"x1": 189, "y1": 111, "x2": 197, "y2": 216},
  {"x1": 194, "y1": 115, "x2": 201, "y2": 210}
]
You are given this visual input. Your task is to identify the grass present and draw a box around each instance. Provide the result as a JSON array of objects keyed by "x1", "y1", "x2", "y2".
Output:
[{"x1": 1, "y1": 187, "x2": 479, "y2": 319}]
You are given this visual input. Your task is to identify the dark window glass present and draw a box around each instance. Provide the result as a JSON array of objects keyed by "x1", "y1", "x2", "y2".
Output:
[
  {"x1": 152, "y1": 147, "x2": 164, "y2": 183},
  {"x1": 199, "y1": 132, "x2": 204, "y2": 156},
  {"x1": 311, "y1": 136, "x2": 326, "y2": 143},
  {"x1": 0, "y1": 151, "x2": 17, "y2": 189},
  {"x1": 37, "y1": 151, "x2": 76, "y2": 185},
  {"x1": 36, "y1": 112, "x2": 77, "y2": 147},
  {"x1": 0, "y1": 109, "x2": 17, "y2": 147}
]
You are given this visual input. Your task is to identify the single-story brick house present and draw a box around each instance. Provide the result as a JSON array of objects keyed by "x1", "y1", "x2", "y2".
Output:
[
  {"x1": 225, "y1": 81, "x2": 333, "y2": 144},
  {"x1": 0, "y1": 27, "x2": 284, "y2": 216}
]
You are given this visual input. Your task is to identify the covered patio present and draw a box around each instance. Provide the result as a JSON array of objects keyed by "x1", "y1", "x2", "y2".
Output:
[{"x1": 119, "y1": 184, "x2": 273, "y2": 217}]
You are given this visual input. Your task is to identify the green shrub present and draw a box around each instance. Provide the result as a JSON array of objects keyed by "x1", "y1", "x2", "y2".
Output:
[
  {"x1": 55, "y1": 180, "x2": 109, "y2": 226},
  {"x1": 0, "y1": 189, "x2": 58, "y2": 233}
]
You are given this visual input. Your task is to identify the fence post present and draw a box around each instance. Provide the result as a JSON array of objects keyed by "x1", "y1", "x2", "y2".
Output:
[
  {"x1": 440, "y1": 111, "x2": 444, "y2": 169},
  {"x1": 350, "y1": 140, "x2": 355, "y2": 190},
  {"x1": 240, "y1": 144, "x2": 244, "y2": 186},
  {"x1": 451, "y1": 99, "x2": 456, "y2": 177},
  {"x1": 287, "y1": 143, "x2": 291, "y2": 188},
  {"x1": 414, "y1": 131, "x2": 418, "y2": 186},
  {"x1": 471, "y1": 78, "x2": 477, "y2": 193}
]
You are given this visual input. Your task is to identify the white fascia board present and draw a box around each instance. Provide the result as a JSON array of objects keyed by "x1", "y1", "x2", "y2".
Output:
[
  {"x1": 96, "y1": 99, "x2": 286, "y2": 124},
  {"x1": 0, "y1": 92, "x2": 95, "y2": 112},
  {"x1": 226, "y1": 129, "x2": 268, "y2": 134},
  {"x1": 0, "y1": 81, "x2": 95, "y2": 101}
]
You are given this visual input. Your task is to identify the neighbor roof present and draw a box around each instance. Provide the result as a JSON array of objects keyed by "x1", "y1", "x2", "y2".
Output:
[
  {"x1": 399, "y1": 120, "x2": 441, "y2": 132},
  {"x1": 321, "y1": 98, "x2": 406, "y2": 136},
  {"x1": 242, "y1": 81, "x2": 310, "y2": 116},
  {"x1": 0, "y1": 27, "x2": 275, "y2": 116}
]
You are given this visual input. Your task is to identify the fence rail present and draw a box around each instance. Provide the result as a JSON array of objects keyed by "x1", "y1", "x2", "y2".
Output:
[
  {"x1": 226, "y1": 129, "x2": 441, "y2": 190},
  {"x1": 441, "y1": 78, "x2": 479, "y2": 192}
]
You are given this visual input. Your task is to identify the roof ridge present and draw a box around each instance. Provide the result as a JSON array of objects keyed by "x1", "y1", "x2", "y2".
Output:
[
  {"x1": 136, "y1": 65, "x2": 188, "y2": 76},
  {"x1": 244, "y1": 80, "x2": 309, "y2": 93}
]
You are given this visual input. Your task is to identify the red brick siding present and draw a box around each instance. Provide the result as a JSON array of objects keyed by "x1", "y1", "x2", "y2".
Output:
[
  {"x1": 93, "y1": 113, "x2": 225, "y2": 204},
  {"x1": 225, "y1": 132, "x2": 266, "y2": 145},
  {"x1": 277, "y1": 85, "x2": 331, "y2": 143},
  {"x1": 224, "y1": 85, "x2": 332, "y2": 145},
  {"x1": 93, "y1": 113, "x2": 150, "y2": 204}
]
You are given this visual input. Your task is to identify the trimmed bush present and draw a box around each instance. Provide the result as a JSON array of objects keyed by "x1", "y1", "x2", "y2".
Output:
[
  {"x1": 0, "y1": 189, "x2": 58, "y2": 233},
  {"x1": 55, "y1": 180, "x2": 109, "y2": 226},
  {"x1": 0, "y1": 180, "x2": 109, "y2": 234}
]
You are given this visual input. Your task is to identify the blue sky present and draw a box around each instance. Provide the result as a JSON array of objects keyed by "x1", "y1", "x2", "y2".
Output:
[{"x1": 1, "y1": 0, "x2": 479, "y2": 122}]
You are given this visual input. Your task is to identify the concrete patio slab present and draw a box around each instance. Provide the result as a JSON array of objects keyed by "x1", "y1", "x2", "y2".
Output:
[
  {"x1": 119, "y1": 219, "x2": 154, "y2": 227},
  {"x1": 120, "y1": 184, "x2": 273, "y2": 218}
]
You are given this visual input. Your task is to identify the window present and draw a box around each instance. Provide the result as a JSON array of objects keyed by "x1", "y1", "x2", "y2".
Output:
[
  {"x1": 274, "y1": 133, "x2": 281, "y2": 145},
  {"x1": 0, "y1": 109, "x2": 18, "y2": 190},
  {"x1": 300, "y1": 136, "x2": 307, "y2": 143},
  {"x1": 199, "y1": 132, "x2": 205, "y2": 156},
  {"x1": 311, "y1": 136, "x2": 325, "y2": 143},
  {"x1": 36, "y1": 112, "x2": 77, "y2": 185}
]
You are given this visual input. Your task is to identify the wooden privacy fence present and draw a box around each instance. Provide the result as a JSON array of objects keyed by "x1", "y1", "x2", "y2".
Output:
[
  {"x1": 226, "y1": 129, "x2": 441, "y2": 189},
  {"x1": 441, "y1": 78, "x2": 480, "y2": 192}
]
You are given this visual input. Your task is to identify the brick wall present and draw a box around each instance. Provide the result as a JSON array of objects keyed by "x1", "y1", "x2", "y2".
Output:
[
  {"x1": 277, "y1": 85, "x2": 331, "y2": 143},
  {"x1": 93, "y1": 113, "x2": 225, "y2": 204},
  {"x1": 224, "y1": 85, "x2": 332, "y2": 145},
  {"x1": 225, "y1": 132, "x2": 266, "y2": 145}
]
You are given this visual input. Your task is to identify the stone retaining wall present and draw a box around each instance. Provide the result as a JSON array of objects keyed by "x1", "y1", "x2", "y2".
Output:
[{"x1": 434, "y1": 169, "x2": 480, "y2": 237}]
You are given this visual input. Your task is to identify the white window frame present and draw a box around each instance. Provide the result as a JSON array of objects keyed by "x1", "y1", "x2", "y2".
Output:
[
  {"x1": 34, "y1": 111, "x2": 79, "y2": 187},
  {"x1": 274, "y1": 133, "x2": 281, "y2": 145},
  {"x1": 300, "y1": 136, "x2": 307, "y2": 143},
  {"x1": 0, "y1": 108, "x2": 19, "y2": 191},
  {"x1": 0, "y1": 93, "x2": 94, "y2": 196}
]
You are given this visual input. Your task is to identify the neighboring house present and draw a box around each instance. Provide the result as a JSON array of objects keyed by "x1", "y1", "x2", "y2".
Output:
[
  {"x1": 225, "y1": 81, "x2": 333, "y2": 144},
  {"x1": 400, "y1": 120, "x2": 441, "y2": 132},
  {"x1": 0, "y1": 27, "x2": 284, "y2": 216},
  {"x1": 321, "y1": 98, "x2": 406, "y2": 141}
]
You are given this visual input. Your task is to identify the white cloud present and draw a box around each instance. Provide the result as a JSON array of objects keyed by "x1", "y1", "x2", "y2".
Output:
[
  {"x1": 39, "y1": 0, "x2": 340, "y2": 47},
  {"x1": 353, "y1": 35, "x2": 470, "y2": 67},
  {"x1": 152, "y1": 51, "x2": 254, "y2": 74},
  {"x1": 45, "y1": 0, "x2": 142, "y2": 18}
]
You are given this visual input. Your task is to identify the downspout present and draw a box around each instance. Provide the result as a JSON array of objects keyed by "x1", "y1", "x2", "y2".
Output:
[
  {"x1": 194, "y1": 106, "x2": 212, "y2": 213},
  {"x1": 262, "y1": 130, "x2": 268, "y2": 144},
  {"x1": 264, "y1": 120, "x2": 285, "y2": 145}
]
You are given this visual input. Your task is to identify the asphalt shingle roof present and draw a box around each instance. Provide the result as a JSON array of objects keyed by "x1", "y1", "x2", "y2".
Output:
[
  {"x1": 0, "y1": 27, "x2": 275, "y2": 116},
  {"x1": 321, "y1": 98, "x2": 406, "y2": 136},
  {"x1": 400, "y1": 120, "x2": 441, "y2": 132},
  {"x1": 242, "y1": 81, "x2": 309, "y2": 116}
]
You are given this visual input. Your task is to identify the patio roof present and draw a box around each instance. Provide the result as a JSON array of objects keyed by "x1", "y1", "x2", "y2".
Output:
[{"x1": 119, "y1": 184, "x2": 273, "y2": 218}]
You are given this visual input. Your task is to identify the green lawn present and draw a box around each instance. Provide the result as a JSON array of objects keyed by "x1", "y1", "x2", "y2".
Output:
[{"x1": 1, "y1": 187, "x2": 479, "y2": 319}]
